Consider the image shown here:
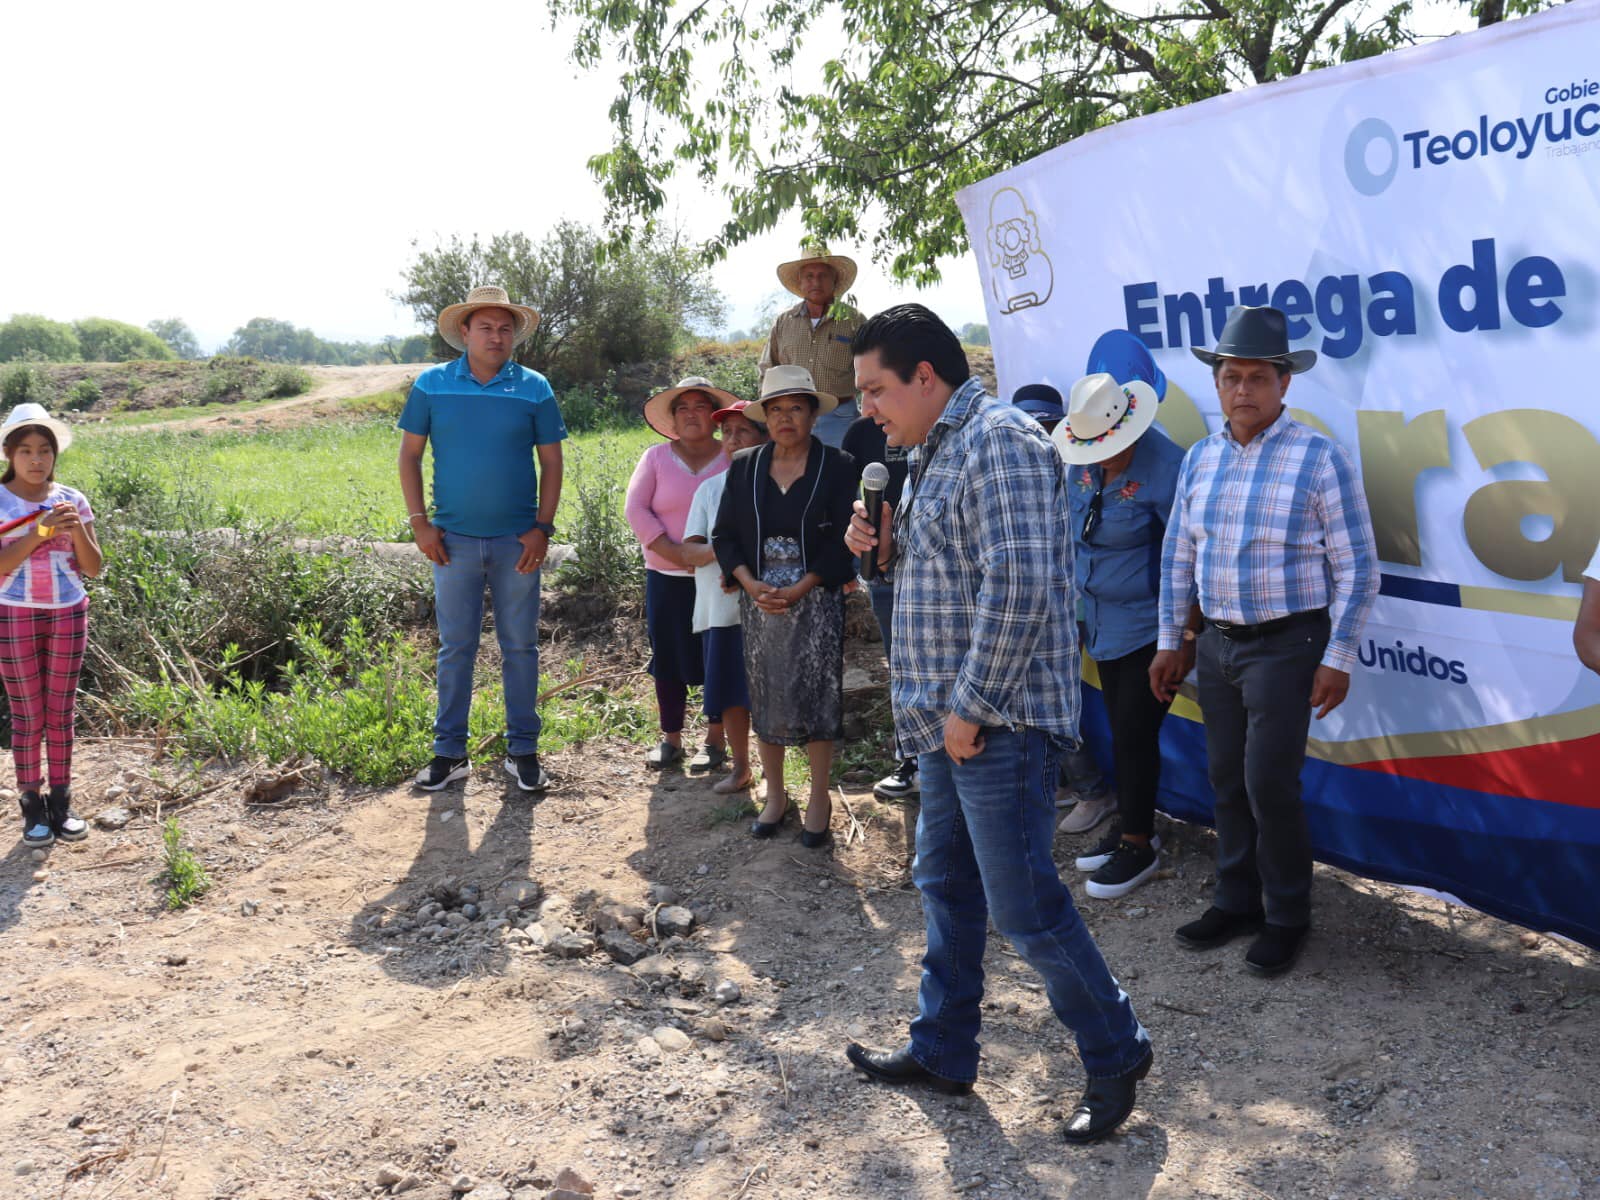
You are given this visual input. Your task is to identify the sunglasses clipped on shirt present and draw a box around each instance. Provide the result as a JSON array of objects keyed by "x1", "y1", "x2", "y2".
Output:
[{"x1": 1082, "y1": 483, "x2": 1104, "y2": 541}]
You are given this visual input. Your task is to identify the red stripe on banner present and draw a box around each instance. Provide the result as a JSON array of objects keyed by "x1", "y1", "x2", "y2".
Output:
[{"x1": 1350, "y1": 733, "x2": 1600, "y2": 808}]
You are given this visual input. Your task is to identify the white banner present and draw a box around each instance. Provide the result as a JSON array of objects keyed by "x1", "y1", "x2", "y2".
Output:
[{"x1": 956, "y1": 2, "x2": 1600, "y2": 943}]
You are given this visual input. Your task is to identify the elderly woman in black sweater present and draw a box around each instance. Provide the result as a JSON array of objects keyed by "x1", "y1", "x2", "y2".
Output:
[{"x1": 714, "y1": 366, "x2": 859, "y2": 847}]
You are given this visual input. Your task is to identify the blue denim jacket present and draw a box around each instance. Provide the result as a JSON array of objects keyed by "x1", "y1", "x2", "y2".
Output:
[
  {"x1": 888, "y1": 378, "x2": 1081, "y2": 757},
  {"x1": 1065, "y1": 428, "x2": 1184, "y2": 662}
]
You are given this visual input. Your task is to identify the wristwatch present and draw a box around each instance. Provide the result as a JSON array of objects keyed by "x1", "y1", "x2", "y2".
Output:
[
  {"x1": 531, "y1": 520, "x2": 556, "y2": 537},
  {"x1": 1181, "y1": 628, "x2": 1198, "y2": 643}
]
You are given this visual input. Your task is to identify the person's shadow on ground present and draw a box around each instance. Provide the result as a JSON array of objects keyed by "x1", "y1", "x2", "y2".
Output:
[{"x1": 345, "y1": 772, "x2": 547, "y2": 987}]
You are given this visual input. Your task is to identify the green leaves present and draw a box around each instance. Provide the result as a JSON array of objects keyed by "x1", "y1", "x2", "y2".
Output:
[{"x1": 551, "y1": 0, "x2": 1550, "y2": 281}]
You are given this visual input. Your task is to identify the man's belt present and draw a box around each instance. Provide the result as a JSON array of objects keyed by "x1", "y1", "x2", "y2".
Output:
[{"x1": 1205, "y1": 608, "x2": 1327, "y2": 642}]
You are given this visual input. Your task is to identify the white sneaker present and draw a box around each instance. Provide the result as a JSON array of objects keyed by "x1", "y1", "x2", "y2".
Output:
[{"x1": 1057, "y1": 792, "x2": 1117, "y2": 834}]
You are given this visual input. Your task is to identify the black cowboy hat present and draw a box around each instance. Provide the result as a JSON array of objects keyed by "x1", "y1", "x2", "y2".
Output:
[{"x1": 1190, "y1": 305, "x2": 1317, "y2": 374}]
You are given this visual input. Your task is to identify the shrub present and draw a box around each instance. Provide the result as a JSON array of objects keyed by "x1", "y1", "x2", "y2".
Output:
[
  {"x1": 551, "y1": 435, "x2": 643, "y2": 615},
  {"x1": 339, "y1": 390, "x2": 406, "y2": 420},
  {"x1": 160, "y1": 817, "x2": 211, "y2": 909},
  {"x1": 257, "y1": 365, "x2": 312, "y2": 399},
  {"x1": 200, "y1": 357, "x2": 253, "y2": 403},
  {"x1": 64, "y1": 377, "x2": 103, "y2": 413},
  {"x1": 0, "y1": 314, "x2": 80, "y2": 362},
  {"x1": 0, "y1": 363, "x2": 55, "y2": 406},
  {"x1": 560, "y1": 385, "x2": 629, "y2": 434},
  {"x1": 73, "y1": 318, "x2": 176, "y2": 363}
]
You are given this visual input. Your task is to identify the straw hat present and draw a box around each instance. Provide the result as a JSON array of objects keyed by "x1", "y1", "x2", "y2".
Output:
[
  {"x1": 1052, "y1": 373, "x2": 1159, "y2": 465},
  {"x1": 746, "y1": 365, "x2": 838, "y2": 423},
  {"x1": 436, "y1": 285, "x2": 541, "y2": 352},
  {"x1": 776, "y1": 242, "x2": 858, "y2": 300},
  {"x1": 643, "y1": 376, "x2": 744, "y2": 440},
  {"x1": 0, "y1": 403, "x2": 73, "y2": 454}
]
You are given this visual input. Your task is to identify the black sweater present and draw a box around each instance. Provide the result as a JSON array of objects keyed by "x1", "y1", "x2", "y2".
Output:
[{"x1": 713, "y1": 438, "x2": 860, "y2": 590}]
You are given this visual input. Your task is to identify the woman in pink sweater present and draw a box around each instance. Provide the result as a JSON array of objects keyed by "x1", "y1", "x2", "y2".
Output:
[{"x1": 625, "y1": 377, "x2": 738, "y2": 768}]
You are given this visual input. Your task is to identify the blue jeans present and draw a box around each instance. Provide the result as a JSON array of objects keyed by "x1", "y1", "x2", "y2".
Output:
[
  {"x1": 868, "y1": 577, "x2": 895, "y2": 663},
  {"x1": 910, "y1": 726, "x2": 1148, "y2": 1082},
  {"x1": 432, "y1": 531, "x2": 542, "y2": 758}
]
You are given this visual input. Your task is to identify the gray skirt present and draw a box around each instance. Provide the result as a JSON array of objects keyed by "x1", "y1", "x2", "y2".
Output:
[{"x1": 740, "y1": 537, "x2": 844, "y2": 746}]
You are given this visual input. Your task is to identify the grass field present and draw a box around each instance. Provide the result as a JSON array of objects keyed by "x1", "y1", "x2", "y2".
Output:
[{"x1": 68, "y1": 411, "x2": 657, "y2": 540}]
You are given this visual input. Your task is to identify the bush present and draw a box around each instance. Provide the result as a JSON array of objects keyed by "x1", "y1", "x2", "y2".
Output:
[
  {"x1": 0, "y1": 363, "x2": 56, "y2": 406},
  {"x1": 257, "y1": 364, "x2": 312, "y2": 399},
  {"x1": 559, "y1": 385, "x2": 629, "y2": 434},
  {"x1": 160, "y1": 817, "x2": 211, "y2": 909},
  {"x1": 551, "y1": 435, "x2": 643, "y2": 614},
  {"x1": 200, "y1": 356, "x2": 254, "y2": 403},
  {"x1": 64, "y1": 377, "x2": 103, "y2": 413},
  {"x1": 73, "y1": 318, "x2": 176, "y2": 363},
  {"x1": 0, "y1": 314, "x2": 80, "y2": 363},
  {"x1": 339, "y1": 390, "x2": 406, "y2": 420},
  {"x1": 124, "y1": 623, "x2": 444, "y2": 784}
]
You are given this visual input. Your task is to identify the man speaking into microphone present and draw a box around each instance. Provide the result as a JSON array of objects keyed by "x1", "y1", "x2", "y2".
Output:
[{"x1": 842, "y1": 304, "x2": 1151, "y2": 1144}]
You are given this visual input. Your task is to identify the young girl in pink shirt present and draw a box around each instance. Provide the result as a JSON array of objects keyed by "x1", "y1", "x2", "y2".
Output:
[{"x1": 0, "y1": 405, "x2": 103, "y2": 848}]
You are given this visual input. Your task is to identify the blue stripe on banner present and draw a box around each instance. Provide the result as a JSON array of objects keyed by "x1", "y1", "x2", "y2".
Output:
[
  {"x1": 1378, "y1": 573, "x2": 1462, "y2": 607},
  {"x1": 1076, "y1": 685, "x2": 1600, "y2": 949}
]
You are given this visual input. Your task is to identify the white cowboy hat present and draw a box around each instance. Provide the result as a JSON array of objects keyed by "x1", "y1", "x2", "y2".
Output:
[
  {"x1": 1052, "y1": 373, "x2": 1160, "y2": 465},
  {"x1": 642, "y1": 376, "x2": 745, "y2": 440},
  {"x1": 746, "y1": 365, "x2": 838, "y2": 423},
  {"x1": 776, "y1": 243, "x2": 858, "y2": 300},
  {"x1": 0, "y1": 403, "x2": 73, "y2": 455},
  {"x1": 436, "y1": 285, "x2": 541, "y2": 352}
]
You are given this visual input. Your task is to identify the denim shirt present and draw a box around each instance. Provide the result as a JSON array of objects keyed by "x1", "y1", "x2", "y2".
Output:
[
  {"x1": 1065, "y1": 428, "x2": 1184, "y2": 662},
  {"x1": 888, "y1": 378, "x2": 1082, "y2": 757}
]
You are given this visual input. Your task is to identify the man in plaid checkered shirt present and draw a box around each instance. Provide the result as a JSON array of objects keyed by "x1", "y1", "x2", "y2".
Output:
[
  {"x1": 1151, "y1": 305, "x2": 1378, "y2": 978},
  {"x1": 842, "y1": 304, "x2": 1152, "y2": 1145}
]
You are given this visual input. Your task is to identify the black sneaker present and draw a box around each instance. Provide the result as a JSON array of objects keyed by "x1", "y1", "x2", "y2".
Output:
[
  {"x1": 46, "y1": 786, "x2": 88, "y2": 842},
  {"x1": 414, "y1": 755, "x2": 470, "y2": 790},
  {"x1": 503, "y1": 753, "x2": 549, "y2": 793},
  {"x1": 1074, "y1": 822, "x2": 1122, "y2": 871},
  {"x1": 20, "y1": 790, "x2": 52, "y2": 848},
  {"x1": 1084, "y1": 840, "x2": 1160, "y2": 900},
  {"x1": 873, "y1": 759, "x2": 919, "y2": 800}
]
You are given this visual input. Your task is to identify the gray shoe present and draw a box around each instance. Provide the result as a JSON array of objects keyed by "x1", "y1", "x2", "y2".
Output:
[{"x1": 1058, "y1": 791, "x2": 1117, "y2": 834}]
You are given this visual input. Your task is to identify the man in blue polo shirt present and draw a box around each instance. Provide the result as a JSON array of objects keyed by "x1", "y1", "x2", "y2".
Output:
[{"x1": 398, "y1": 285, "x2": 567, "y2": 793}]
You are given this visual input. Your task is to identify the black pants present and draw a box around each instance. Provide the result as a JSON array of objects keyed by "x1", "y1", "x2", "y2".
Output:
[
  {"x1": 1195, "y1": 612, "x2": 1329, "y2": 928},
  {"x1": 1097, "y1": 641, "x2": 1171, "y2": 839}
]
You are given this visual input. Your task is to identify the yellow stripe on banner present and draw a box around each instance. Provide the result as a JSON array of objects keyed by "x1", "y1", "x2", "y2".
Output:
[
  {"x1": 1306, "y1": 704, "x2": 1600, "y2": 766},
  {"x1": 1458, "y1": 586, "x2": 1581, "y2": 622}
]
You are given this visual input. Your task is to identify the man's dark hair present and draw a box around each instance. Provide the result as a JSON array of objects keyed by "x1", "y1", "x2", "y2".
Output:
[
  {"x1": 851, "y1": 304, "x2": 969, "y2": 388},
  {"x1": 1211, "y1": 358, "x2": 1292, "y2": 381}
]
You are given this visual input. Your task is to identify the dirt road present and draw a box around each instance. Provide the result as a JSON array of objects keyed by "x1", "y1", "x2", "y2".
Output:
[{"x1": 111, "y1": 364, "x2": 422, "y2": 434}]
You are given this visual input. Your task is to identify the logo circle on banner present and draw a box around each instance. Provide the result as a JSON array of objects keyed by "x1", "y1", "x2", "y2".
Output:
[{"x1": 1344, "y1": 117, "x2": 1399, "y2": 196}]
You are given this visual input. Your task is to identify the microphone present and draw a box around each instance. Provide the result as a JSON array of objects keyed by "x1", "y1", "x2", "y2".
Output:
[{"x1": 859, "y1": 461, "x2": 891, "y2": 582}]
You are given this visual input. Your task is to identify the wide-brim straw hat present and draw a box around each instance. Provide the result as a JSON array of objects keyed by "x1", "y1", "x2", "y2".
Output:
[
  {"x1": 0, "y1": 403, "x2": 73, "y2": 455},
  {"x1": 643, "y1": 376, "x2": 745, "y2": 440},
  {"x1": 437, "y1": 285, "x2": 541, "y2": 352},
  {"x1": 745, "y1": 365, "x2": 838, "y2": 423},
  {"x1": 1052, "y1": 373, "x2": 1160, "y2": 465},
  {"x1": 776, "y1": 244, "x2": 858, "y2": 300}
]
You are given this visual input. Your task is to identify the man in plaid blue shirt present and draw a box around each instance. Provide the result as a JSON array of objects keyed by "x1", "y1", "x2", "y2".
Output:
[
  {"x1": 843, "y1": 305, "x2": 1151, "y2": 1145},
  {"x1": 1152, "y1": 305, "x2": 1378, "y2": 977}
]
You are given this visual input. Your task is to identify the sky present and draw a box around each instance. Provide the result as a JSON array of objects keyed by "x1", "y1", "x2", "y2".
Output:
[{"x1": 0, "y1": 0, "x2": 984, "y2": 352}]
